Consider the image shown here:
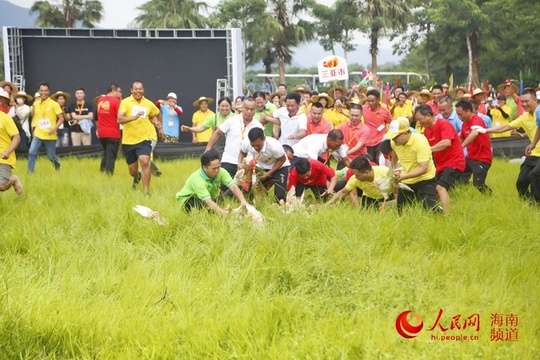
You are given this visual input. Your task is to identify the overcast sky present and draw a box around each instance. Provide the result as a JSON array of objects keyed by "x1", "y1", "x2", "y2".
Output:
[{"x1": 7, "y1": 0, "x2": 400, "y2": 67}]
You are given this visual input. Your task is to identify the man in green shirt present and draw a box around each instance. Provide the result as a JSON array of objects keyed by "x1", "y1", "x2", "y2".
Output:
[{"x1": 176, "y1": 148, "x2": 249, "y2": 215}]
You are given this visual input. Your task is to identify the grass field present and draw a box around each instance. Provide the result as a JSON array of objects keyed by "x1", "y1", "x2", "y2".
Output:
[{"x1": 0, "y1": 156, "x2": 539, "y2": 359}]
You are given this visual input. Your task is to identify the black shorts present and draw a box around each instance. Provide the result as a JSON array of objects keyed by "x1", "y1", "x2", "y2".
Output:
[
  {"x1": 436, "y1": 168, "x2": 463, "y2": 190},
  {"x1": 122, "y1": 140, "x2": 152, "y2": 165}
]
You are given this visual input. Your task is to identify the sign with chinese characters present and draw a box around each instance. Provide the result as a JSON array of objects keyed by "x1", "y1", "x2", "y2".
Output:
[{"x1": 317, "y1": 56, "x2": 348, "y2": 83}]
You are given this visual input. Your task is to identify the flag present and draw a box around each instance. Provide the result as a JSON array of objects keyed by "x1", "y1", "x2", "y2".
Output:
[
  {"x1": 449, "y1": 74, "x2": 454, "y2": 90},
  {"x1": 396, "y1": 77, "x2": 401, "y2": 88},
  {"x1": 384, "y1": 82, "x2": 391, "y2": 106},
  {"x1": 485, "y1": 80, "x2": 489, "y2": 91},
  {"x1": 519, "y1": 70, "x2": 524, "y2": 95},
  {"x1": 469, "y1": 82, "x2": 473, "y2": 94}
]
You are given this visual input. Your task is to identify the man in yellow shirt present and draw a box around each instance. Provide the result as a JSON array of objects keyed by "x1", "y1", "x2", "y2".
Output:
[
  {"x1": 0, "y1": 108, "x2": 22, "y2": 195},
  {"x1": 487, "y1": 95, "x2": 512, "y2": 137},
  {"x1": 28, "y1": 82, "x2": 64, "y2": 173},
  {"x1": 118, "y1": 81, "x2": 162, "y2": 194},
  {"x1": 390, "y1": 92, "x2": 413, "y2": 120},
  {"x1": 387, "y1": 117, "x2": 439, "y2": 212},
  {"x1": 481, "y1": 89, "x2": 540, "y2": 204},
  {"x1": 325, "y1": 155, "x2": 388, "y2": 209}
]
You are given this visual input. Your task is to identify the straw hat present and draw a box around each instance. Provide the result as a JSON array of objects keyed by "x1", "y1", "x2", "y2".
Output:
[
  {"x1": 292, "y1": 85, "x2": 311, "y2": 94},
  {"x1": 328, "y1": 86, "x2": 348, "y2": 99},
  {"x1": 354, "y1": 86, "x2": 367, "y2": 94},
  {"x1": 93, "y1": 94, "x2": 105, "y2": 105},
  {"x1": 415, "y1": 89, "x2": 433, "y2": 100},
  {"x1": 441, "y1": 83, "x2": 449, "y2": 89},
  {"x1": 270, "y1": 92, "x2": 281, "y2": 101},
  {"x1": 312, "y1": 92, "x2": 334, "y2": 108},
  {"x1": 50, "y1": 91, "x2": 72, "y2": 102},
  {"x1": 14, "y1": 90, "x2": 33, "y2": 102},
  {"x1": 405, "y1": 90, "x2": 416, "y2": 97},
  {"x1": 0, "y1": 81, "x2": 18, "y2": 94},
  {"x1": 192, "y1": 96, "x2": 214, "y2": 107},
  {"x1": 462, "y1": 93, "x2": 472, "y2": 99},
  {"x1": 0, "y1": 90, "x2": 11, "y2": 101},
  {"x1": 472, "y1": 88, "x2": 487, "y2": 97},
  {"x1": 346, "y1": 97, "x2": 366, "y2": 107},
  {"x1": 497, "y1": 81, "x2": 519, "y2": 94},
  {"x1": 449, "y1": 87, "x2": 469, "y2": 98}
]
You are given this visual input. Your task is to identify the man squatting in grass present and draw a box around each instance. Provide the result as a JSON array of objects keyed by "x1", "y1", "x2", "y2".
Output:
[
  {"x1": 0, "y1": 108, "x2": 23, "y2": 195},
  {"x1": 386, "y1": 117, "x2": 440, "y2": 213},
  {"x1": 175, "y1": 148, "x2": 249, "y2": 215},
  {"x1": 479, "y1": 88, "x2": 540, "y2": 205},
  {"x1": 238, "y1": 127, "x2": 290, "y2": 202},
  {"x1": 117, "y1": 81, "x2": 164, "y2": 194},
  {"x1": 325, "y1": 155, "x2": 388, "y2": 209},
  {"x1": 414, "y1": 105, "x2": 466, "y2": 214},
  {"x1": 288, "y1": 157, "x2": 337, "y2": 200}
]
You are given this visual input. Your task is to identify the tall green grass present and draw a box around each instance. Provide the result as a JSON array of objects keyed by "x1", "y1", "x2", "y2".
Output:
[{"x1": 0, "y1": 156, "x2": 538, "y2": 359}]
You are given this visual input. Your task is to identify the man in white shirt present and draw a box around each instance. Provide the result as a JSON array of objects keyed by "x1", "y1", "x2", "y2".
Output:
[
  {"x1": 205, "y1": 98, "x2": 263, "y2": 179},
  {"x1": 267, "y1": 92, "x2": 307, "y2": 146},
  {"x1": 239, "y1": 127, "x2": 290, "y2": 202},
  {"x1": 292, "y1": 130, "x2": 351, "y2": 167}
]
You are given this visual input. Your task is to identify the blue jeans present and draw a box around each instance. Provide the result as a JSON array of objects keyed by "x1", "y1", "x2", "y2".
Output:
[
  {"x1": 28, "y1": 137, "x2": 61, "y2": 173},
  {"x1": 56, "y1": 128, "x2": 71, "y2": 147}
]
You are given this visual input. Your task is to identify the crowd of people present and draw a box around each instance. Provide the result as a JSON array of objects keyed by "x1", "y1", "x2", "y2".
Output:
[
  {"x1": 177, "y1": 82, "x2": 540, "y2": 214},
  {"x1": 1, "y1": 78, "x2": 540, "y2": 214}
]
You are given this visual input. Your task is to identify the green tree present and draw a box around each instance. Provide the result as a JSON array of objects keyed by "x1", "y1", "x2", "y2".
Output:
[
  {"x1": 427, "y1": 0, "x2": 493, "y2": 88},
  {"x1": 210, "y1": 0, "x2": 268, "y2": 89},
  {"x1": 30, "y1": 0, "x2": 103, "y2": 28},
  {"x1": 359, "y1": 0, "x2": 410, "y2": 75},
  {"x1": 134, "y1": 0, "x2": 209, "y2": 28},
  {"x1": 213, "y1": 0, "x2": 314, "y2": 84},
  {"x1": 312, "y1": 0, "x2": 364, "y2": 64},
  {"x1": 264, "y1": 0, "x2": 315, "y2": 84}
]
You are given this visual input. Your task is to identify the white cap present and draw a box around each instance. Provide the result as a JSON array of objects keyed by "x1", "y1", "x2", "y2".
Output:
[
  {"x1": 536, "y1": 91, "x2": 540, "y2": 101},
  {"x1": 167, "y1": 92, "x2": 177, "y2": 100}
]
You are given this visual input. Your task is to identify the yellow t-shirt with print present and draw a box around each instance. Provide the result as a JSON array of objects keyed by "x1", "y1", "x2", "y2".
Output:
[
  {"x1": 510, "y1": 112, "x2": 540, "y2": 157},
  {"x1": 345, "y1": 165, "x2": 389, "y2": 199},
  {"x1": 192, "y1": 109, "x2": 215, "y2": 143},
  {"x1": 491, "y1": 104, "x2": 512, "y2": 138},
  {"x1": 0, "y1": 112, "x2": 19, "y2": 168},
  {"x1": 31, "y1": 97, "x2": 62, "y2": 140},
  {"x1": 119, "y1": 95, "x2": 160, "y2": 145},
  {"x1": 391, "y1": 133, "x2": 436, "y2": 184}
]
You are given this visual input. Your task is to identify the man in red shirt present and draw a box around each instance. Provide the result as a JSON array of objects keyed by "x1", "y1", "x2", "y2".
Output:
[
  {"x1": 306, "y1": 102, "x2": 332, "y2": 135},
  {"x1": 362, "y1": 89, "x2": 392, "y2": 163},
  {"x1": 338, "y1": 104, "x2": 370, "y2": 161},
  {"x1": 426, "y1": 85, "x2": 443, "y2": 116},
  {"x1": 288, "y1": 157, "x2": 337, "y2": 199},
  {"x1": 415, "y1": 105, "x2": 466, "y2": 213},
  {"x1": 96, "y1": 83, "x2": 122, "y2": 175},
  {"x1": 455, "y1": 100, "x2": 492, "y2": 194}
]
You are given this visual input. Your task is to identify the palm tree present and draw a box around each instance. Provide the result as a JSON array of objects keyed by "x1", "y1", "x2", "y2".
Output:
[
  {"x1": 359, "y1": 0, "x2": 410, "y2": 74},
  {"x1": 265, "y1": 0, "x2": 315, "y2": 84},
  {"x1": 134, "y1": 0, "x2": 209, "y2": 28},
  {"x1": 30, "y1": 0, "x2": 103, "y2": 28}
]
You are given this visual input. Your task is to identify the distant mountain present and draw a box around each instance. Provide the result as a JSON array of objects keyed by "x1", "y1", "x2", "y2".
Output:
[{"x1": 0, "y1": 1, "x2": 37, "y2": 27}]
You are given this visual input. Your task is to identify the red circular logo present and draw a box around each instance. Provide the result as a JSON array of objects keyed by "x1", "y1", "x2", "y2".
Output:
[{"x1": 396, "y1": 310, "x2": 424, "y2": 339}]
